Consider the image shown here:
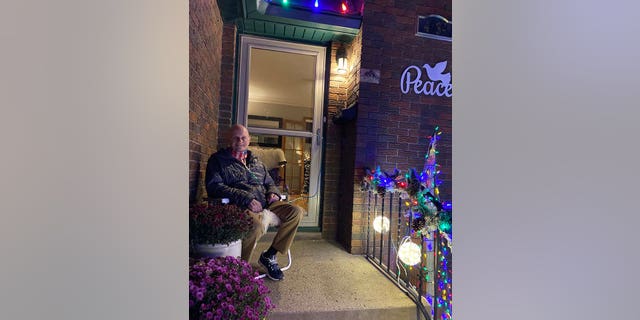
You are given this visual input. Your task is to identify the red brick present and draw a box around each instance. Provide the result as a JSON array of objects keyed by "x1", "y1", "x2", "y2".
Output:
[
  {"x1": 338, "y1": 0, "x2": 452, "y2": 251},
  {"x1": 189, "y1": 0, "x2": 224, "y2": 204}
]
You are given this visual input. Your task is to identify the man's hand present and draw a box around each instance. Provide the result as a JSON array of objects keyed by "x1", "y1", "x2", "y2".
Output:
[
  {"x1": 248, "y1": 199, "x2": 263, "y2": 212},
  {"x1": 267, "y1": 193, "x2": 280, "y2": 205}
]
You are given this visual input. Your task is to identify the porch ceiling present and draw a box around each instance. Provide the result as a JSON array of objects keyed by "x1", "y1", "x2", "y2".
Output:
[{"x1": 220, "y1": 0, "x2": 361, "y2": 44}]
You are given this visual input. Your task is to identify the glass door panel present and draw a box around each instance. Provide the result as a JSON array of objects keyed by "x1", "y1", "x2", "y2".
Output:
[
  {"x1": 249, "y1": 134, "x2": 313, "y2": 217},
  {"x1": 247, "y1": 48, "x2": 315, "y2": 132}
]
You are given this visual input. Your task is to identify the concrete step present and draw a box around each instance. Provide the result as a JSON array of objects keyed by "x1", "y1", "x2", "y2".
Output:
[{"x1": 252, "y1": 233, "x2": 418, "y2": 320}]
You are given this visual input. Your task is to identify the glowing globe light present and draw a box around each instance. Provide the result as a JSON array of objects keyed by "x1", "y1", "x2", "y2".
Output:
[
  {"x1": 373, "y1": 216, "x2": 390, "y2": 233},
  {"x1": 398, "y1": 241, "x2": 421, "y2": 266}
]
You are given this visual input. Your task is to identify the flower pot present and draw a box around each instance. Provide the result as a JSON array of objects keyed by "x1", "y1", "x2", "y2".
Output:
[{"x1": 194, "y1": 239, "x2": 242, "y2": 258}]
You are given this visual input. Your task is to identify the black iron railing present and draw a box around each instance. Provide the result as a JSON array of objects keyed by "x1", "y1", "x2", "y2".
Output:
[{"x1": 364, "y1": 190, "x2": 452, "y2": 320}]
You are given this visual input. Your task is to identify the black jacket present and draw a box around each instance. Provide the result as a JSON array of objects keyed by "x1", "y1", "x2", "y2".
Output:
[{"x1": 205, "y1": 148, "x2": 280, "y2": 208}]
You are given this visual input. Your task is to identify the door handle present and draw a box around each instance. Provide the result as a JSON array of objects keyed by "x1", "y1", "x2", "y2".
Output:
[{"x1": 316, "y1": 129, "x2": 322, "y2": 146}]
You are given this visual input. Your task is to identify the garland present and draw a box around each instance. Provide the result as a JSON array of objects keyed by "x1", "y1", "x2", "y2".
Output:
[{"x1": 361, "y1": 126, "x2": 452, "y2": 236}]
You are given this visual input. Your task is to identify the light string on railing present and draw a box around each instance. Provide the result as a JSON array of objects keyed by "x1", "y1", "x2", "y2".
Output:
[
  {"x1": 362, "y1": 126, "x2": 453, "y2": 320},
  {"x1": 361, "y1": 126, "x2": 451, "y2": 237}
]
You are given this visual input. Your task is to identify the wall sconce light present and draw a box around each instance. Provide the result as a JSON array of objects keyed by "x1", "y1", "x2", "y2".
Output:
[{"x1": 336, "y1": 45, "x2": 348, "y2": 74}]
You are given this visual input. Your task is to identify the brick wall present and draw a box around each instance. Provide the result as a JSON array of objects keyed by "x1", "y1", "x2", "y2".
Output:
[
  {"x1": 189, "y1": 0, "x2": 223, "y2": 204},
  {"x1": 347, "y1": 0, "x2": 452, "y2": 254},
  {"x1": 324, "y1": 32, "x2": 363, "y2": 247},
  {"x1": 217, "y1": 24, "x2": 237, "y2": 147}
]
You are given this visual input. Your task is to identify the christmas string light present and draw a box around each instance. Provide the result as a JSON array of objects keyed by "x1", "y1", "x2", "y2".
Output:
[{"x1": 363, "y1": 126, "x2": 452, "y2": 318}]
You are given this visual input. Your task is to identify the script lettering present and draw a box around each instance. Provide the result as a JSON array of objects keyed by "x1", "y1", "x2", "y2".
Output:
[{"x1": 400, "y1": 62, "x2": 452, "y2": 98}]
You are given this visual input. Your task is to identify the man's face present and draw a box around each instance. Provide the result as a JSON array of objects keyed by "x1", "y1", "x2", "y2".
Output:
[{"x1": 230, "y1": 127, "x2": 250, "y2": 153}]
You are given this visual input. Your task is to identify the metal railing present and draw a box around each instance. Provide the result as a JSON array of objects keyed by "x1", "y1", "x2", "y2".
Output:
[{"x1": 363, "y1": 190, "x2": 452, "y2": 320}]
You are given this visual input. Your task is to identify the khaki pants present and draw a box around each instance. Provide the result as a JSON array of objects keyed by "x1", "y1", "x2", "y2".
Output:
[{"x1": 241, "y1": 201, "x2": 304, "y2": 262}]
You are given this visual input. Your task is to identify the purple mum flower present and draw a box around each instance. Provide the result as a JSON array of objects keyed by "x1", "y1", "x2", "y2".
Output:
[{"x1": 189, "y1": 256, "x2": 274, "y2": 319}]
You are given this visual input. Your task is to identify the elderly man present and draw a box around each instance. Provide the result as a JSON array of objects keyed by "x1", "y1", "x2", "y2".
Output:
[{"x1": 204, "y1": 124, "x2": 304, "y2": 281}]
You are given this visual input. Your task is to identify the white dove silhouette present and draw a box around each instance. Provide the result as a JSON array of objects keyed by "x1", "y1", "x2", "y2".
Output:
[{"x1": 423, "y1": 61, "x2": 451, "y2": 85}]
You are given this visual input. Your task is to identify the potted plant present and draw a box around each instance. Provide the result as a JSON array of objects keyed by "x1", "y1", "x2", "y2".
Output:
[
  {"x1": 189, "y1": 256, "x2": 275, "y2": 320},
  {"x1": 189, "y1": 202, "x2": 253, "y2": 258}
]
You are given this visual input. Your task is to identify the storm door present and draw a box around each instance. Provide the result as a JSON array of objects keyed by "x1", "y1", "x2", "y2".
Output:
[{"x1": 237, "y1": 35, "x2": 326, "y2": 228}]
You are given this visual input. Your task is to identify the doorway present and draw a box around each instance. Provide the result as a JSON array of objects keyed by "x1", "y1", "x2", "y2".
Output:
[{"x1": 237, "y1": 35, "x2": 326, "y2": 228}]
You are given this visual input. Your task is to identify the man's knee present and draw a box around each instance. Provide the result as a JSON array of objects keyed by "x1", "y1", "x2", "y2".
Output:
[
  {"x1": 290, "y1": 205, "x2": 304, "y2": 223},
  {"x1": 274, "y1": 203, "x2": 304, "y2": 222}
]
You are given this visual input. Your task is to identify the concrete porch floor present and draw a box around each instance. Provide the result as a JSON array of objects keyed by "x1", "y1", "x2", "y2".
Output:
[{"x1": 251, "y1": 232, "x2": 418, "y2": 320}]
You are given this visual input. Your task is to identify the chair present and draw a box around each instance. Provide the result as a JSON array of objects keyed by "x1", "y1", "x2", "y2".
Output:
[{"x1": 248, "y1": 146, "x2": 287, "y2": 191}]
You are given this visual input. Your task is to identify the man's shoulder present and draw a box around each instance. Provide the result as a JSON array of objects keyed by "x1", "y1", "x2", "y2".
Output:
[
  {"x1": 210, "y1": 148, "x2": 231, "y2": 159},
  {"x1": 206, "y1": 149, "x2": 234, "y2": 169}
]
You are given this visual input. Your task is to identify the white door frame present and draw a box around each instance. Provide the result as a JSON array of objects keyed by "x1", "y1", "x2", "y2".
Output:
[{"x1": 237, "y1": 35, "x2": 325, "y2": 228}]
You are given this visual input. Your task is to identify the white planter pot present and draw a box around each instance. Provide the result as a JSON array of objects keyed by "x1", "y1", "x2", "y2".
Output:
[{"x1": 194, "y1": 239, "x2": 242, "y2": 258}]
